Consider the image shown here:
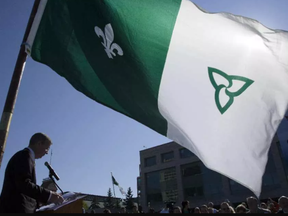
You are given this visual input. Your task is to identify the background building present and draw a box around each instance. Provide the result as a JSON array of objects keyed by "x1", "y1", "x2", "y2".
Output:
[{"x1": 138, "y1": 121, "x2": 288, "y2": 212}]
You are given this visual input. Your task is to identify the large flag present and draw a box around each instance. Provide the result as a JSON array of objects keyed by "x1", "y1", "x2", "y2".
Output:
[
  {"x1": 25, "y1": 0, "x2": 288, "y2": 197},
  {"x1": 112, "y1": 174, "x2": 126, "y2": 196}
]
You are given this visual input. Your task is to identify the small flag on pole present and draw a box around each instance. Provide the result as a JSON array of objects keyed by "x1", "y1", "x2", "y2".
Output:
[{"x1": 111, "y1": 174, "x2": 126, "y2": 196}]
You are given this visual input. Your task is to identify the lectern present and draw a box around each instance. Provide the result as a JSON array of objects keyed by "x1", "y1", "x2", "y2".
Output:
[{"x1": 36, "y1": 192, "x2": 87, "y2": 213}]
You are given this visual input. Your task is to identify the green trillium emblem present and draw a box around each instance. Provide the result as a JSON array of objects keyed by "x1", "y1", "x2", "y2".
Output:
[{"x1": 208, "y1": 67, "x2": 254, "y2": 114}]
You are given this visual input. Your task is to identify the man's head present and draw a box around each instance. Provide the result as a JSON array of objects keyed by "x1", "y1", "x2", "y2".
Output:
[
  {"x1": 181, "y1": 200, "x2": 189, "y2": 209},
  {"x1": 220, "y1": 202, "x2": 230, "y2": 213},
  {"x1": 132, "y1": 205, "x2": 138, "y2": 213},
  {"x1": 278, "y1": 196, "x2": 288, "y2": 210},
  {"x1": 200, "y1": 205, "x2": 208, "y2": 213},
  {"x1": 235, "y1": 204, "x2": 247, "y2": 213},
  {"x1": 246, "y1": 196, "x2": 258, "y2": 210},
  {"x1": 208, "y1": 207, "x2": 213, "y2": 213},
  {"x1": 260, "y1": 202, "x2": 267, "y2": 209},
  {"x1": 173, "y1": 206, "x2": 182, "y2": 213},
  {"x1": 194, "y1": 207, "x2": 201, "y2": 213},
  {"x1": 208, "y1": 202, "x2": 214, "y2": 208},
  {"x1": 120, "y1": 207, "x2": 126, "y2": 213},
  {"x1": 29, "y1": 133, "x2": 52, "y2": 159}
]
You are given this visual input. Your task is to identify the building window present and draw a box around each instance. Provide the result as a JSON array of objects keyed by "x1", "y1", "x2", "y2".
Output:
[
  {"x1": 161, "y1": 151, "x2": 174, "y2": 163},
  {"x1": 179, "y1": 148, "x2": 195, "y2": 158},
  {"x1": 182, "y1": 162, "x2": 204, "y2": 198},
  {"x1": 181, "y1": 162, "x2": 223, "y2": 199},
  {"x1": 146, "y1": 167, "x2": 178, "y2": 204},
  {"x1": 145, "y1": 156, "x2": 156, "y2": 167}
]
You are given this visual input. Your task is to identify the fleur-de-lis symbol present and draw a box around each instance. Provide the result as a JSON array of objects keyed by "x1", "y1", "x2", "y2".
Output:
[{"x1": 94, "y1": 23, "x2": 123, "y2": 59}]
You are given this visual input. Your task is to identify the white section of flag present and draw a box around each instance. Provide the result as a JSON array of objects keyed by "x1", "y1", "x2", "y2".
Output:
[
  {"x1": 119, "y1": 186, "x2": 126, "y2": 196},
  {"x1": 158, "y1": 0, "x2": 288, "y2": 197}
]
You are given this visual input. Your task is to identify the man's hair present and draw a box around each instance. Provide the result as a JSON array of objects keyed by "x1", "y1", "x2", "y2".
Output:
[
  {"x1": 278, "y1": 196, "x2": 288, "y2": 203},
  {"x1": 236, "y1": 204, "x2": 247, "y2": 212},
  {"x1": 29, "y1": 133, "x2": 52, "y2": 146},
  {"x1": 103, "y1": 209, "x2": 111, "y2": 213},
  {"x1": 182, "y1": 200, "x2": 189, "y2": 208}
]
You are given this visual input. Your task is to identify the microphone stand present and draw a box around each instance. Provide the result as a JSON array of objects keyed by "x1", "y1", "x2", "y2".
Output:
[{"x1": 48, "y1": 173, "x2": 64, "y2": 194}]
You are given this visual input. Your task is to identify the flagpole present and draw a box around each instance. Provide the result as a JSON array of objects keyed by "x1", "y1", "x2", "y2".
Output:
[
  {"x1": 0, "y1": 0, "x2": 41, "y2": 169},
  {"x1": 111, "y1": 172, "x2": 116, "y2": 197}
]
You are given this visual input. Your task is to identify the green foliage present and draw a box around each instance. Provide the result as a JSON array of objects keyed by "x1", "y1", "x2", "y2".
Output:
[
  {"x1": 115, "y1": 198, "x2": 121, "y2": 208},
  {"x1": 105, "y1": 188, "x2": 114, "y2": 208},
  {"x1": 124, "y1": 187, "x2": 134, "y2": 210}
]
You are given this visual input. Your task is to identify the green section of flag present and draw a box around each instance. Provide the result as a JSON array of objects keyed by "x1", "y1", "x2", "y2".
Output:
[
  {"x1": 31, "y1": 0, "x2": 181, "y2": 135},
  {"x1": 112, "y1": 175, "x2": 119, "y2": 186}
]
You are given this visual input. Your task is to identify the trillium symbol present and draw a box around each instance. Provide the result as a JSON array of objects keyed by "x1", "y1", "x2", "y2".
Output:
[{"x1": 208, "y1": 67, "x2": 254, "y2": 114}]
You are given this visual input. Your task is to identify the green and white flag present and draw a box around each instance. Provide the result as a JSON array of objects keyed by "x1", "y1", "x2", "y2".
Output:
[
  {"x1": 112, "y1": 174, "x2": 126, "y2": 196},
  {"x1": 26, "y1": 0, "x2": 288, "y2": 197}
]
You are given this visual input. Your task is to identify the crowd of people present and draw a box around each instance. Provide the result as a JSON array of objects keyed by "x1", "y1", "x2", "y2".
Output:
[
  {"x1": 156, "y1": 196, "x2": 288, "y2": 213},
  {"x1": 99, "y1": 196, "x2": 288, "y2": 213}
]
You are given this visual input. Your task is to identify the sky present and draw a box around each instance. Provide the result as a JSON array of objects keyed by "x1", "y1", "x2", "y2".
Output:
[{"x1": 0, "y1": 0, "x2": 288, "y2": 198}]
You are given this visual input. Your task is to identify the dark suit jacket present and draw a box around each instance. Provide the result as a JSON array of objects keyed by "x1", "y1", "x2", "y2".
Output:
[{"x1": 0, "y1": 148, "x2": 51, "y2": 213}]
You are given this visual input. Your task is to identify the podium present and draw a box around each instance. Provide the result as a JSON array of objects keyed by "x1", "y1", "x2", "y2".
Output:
[{"x1": 36, "y1": 192, "x2": 87, "y2": 213}]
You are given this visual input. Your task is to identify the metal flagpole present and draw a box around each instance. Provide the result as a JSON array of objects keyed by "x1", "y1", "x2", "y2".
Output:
[
  {"x1": 111, "y1": 172, "x2": 116, "y2": 197},
  {"x1": 0, "y1": 0, "x2": 41, "y2": 169},
  {"x1": 50, "y1": 149, "x2": 53, "y2": 165}
]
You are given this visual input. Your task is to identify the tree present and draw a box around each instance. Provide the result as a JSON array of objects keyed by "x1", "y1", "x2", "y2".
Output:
[
  {"x1": 88, "y1": 197, "x2": 101, "y2": 212},
  {"x1": 82, "y1": 201, "x2": 89, "y2": 211},
  {"x1": 105, "y1": 188, "x2": 114, "y2": 208},
  {"x1": 115, "y1": 198, "x2": 121, "y2": 208},
  {"x1": 124, "y1": 187, "x2": 134, "y2": 210}
]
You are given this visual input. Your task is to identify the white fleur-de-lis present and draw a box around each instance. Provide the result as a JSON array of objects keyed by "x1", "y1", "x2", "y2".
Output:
[{"x1": 94, "y1": 23, "x2": 123, "y2": 59}]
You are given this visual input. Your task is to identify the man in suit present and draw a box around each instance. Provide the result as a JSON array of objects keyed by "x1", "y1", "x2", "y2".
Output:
[{"x1": 0, "y1": 133, "x2": 64, "y2": 213}]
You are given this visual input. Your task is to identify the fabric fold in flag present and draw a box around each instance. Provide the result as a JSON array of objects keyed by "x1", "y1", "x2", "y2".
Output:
[{"x1": 26, "y1": 0, "x2": 288, "y2": 197}]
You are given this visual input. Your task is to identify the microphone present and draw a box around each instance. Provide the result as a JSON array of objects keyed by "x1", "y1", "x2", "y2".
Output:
[{"x1": 44, "y1": 162, "x2": 60, "y2": 181}]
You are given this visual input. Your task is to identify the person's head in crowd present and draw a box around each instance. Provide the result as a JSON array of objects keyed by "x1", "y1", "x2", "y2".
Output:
[
  {"x1": 208, "y1": 207, "x2": 213, "y2": 213},
  {"x1": 260, "y1": 202, "x2": 267, "y2": 209},
  {"x1": 278, "y1": 196, "x2": 288, "y2": 212},
  {"x1": 247, "y1": 196, "x2": 258, "y2": 212},
  {"x1": 194, "y1": 207, "x2": 201, "y2": 213},
  {"x1": 103, "y1": 209, "x2": 111, "y2": 213},
  {"x1": 181, "y1": 200, "x2": 190, "y2": 213},
  {"x1": 220, "y1": 202, "x2": 231, "y2": 213},
  {"x1": 241, "y1": 202, "x2": 247, "y2": 208},
  {"x1": 132, "y1": 204, "x2": 139, "y2": 213},
  {"x1": 173, "y1": 206, "x2": 182, "y2": 213},
  {"x1": 120, "y1": 207, "x2": 126, "y2": 213},
  {"x1": 235, "y1": 204, "x2": 247, "y2": 213},
  {"x1": 200, "y1": 204, "x2": 208, "y2": 213},
  {"x1": 208, "y1": 202, "x2": 214, "y2": 208}
]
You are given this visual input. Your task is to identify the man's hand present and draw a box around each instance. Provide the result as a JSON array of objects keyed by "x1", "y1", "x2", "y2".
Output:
[{"x1": 49, "y1": 192, "x2": 64, "y2": 205}]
